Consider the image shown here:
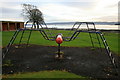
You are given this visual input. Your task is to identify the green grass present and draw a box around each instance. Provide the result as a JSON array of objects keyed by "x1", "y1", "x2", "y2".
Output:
[
  {"x1": 2, "y1": 30, "x2": 119, "y2": 54},
  {"x1": 3, "y1": 70, "x2": 86, "y2": 78},
  {"x1": 2, "y1": 30, "x2": 119, "y2": 78}
]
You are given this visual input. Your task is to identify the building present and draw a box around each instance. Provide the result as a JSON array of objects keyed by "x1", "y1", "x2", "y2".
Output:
[{"x1": 0, "y1": 21, "x2": 24, "y2": 31}]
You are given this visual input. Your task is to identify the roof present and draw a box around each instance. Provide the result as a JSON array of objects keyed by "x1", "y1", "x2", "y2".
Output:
[{"x1": 0, "y1": 20, "x2": 24, "y2": 23}]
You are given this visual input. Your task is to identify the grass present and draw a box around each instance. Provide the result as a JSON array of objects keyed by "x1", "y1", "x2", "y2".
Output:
[
  {"x1": 3, "y1": 70, "x2": 86, "y2": 78},
  {"x1": 2, "y1": 30, "x2": 119, "y2": 54},
  {"x1": 1, "y1": 30, "x2": 119, "y2": 78}
]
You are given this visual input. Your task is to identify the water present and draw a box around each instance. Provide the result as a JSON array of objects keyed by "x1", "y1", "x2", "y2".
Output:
[
  {"x1": 47, "y1": 24, "x2": 119, "y2": 30},
  {"x1": 26, "y1": 22, "x2": 119, "y2": 30}
]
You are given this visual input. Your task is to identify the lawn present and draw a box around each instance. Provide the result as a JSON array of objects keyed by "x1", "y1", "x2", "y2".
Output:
[
  {"x1": 1, "y1": 30, "x2": 119, "y2": 79},
  {"x1": 3, "y1": 70, "x2": 86, "y2": 79},
  {"x1": 2, "y1": 30, "x2": 119, "y2": 54}
]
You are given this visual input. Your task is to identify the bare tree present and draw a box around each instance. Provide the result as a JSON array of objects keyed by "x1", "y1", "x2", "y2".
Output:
[{"x1": 22, "y1": 4, "x2": 44, "y2": 29}]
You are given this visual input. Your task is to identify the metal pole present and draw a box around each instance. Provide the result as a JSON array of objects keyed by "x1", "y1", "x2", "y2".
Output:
[
  {"x1": 3, "y1": 30, "x2": 20, "y2": 59},
  {"x1": 58, "y1": 44, "x2": 60, "y2": 58},
  {"x1": 86, "y1": 23, "x2": 95, "y2": 48},
  {"x1": 98, "y1": 33, "x2": 118, "y2": 75}
]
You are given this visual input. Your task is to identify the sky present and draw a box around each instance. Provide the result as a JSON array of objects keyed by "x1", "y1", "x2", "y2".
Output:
[{"x1": 0, "y1": 0, "x2": 119, "y2": 22}]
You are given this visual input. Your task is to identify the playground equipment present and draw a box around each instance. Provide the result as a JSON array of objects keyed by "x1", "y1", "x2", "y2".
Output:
[
  {"x1": 2, "y1": 4, "x2": 118, "y2": 75},
  {"x1": 2, "y1": 21, "x2": 118, "y2": 74}
]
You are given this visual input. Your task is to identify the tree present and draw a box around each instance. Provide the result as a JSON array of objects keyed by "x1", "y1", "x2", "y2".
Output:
[{"x1": 22, "y1": 4, "x2": 44, "y2": 29}]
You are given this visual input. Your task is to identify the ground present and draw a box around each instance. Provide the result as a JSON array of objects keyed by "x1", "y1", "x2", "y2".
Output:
[{"x1": 2, "y1": 44, "x2": 120, "y2": 79}]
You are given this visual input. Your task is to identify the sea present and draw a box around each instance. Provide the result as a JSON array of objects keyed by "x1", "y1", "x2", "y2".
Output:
[{"x1": 26, "y1": 22, "x2": 120, "y2": 30}]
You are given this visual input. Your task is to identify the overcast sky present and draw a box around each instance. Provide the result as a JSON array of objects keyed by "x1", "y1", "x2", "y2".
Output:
[{"x1": 0, "y1": 0, "x2": 119, "y2": 22}]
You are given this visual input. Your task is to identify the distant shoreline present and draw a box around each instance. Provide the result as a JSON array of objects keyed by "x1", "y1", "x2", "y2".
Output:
[
  {"x1": 115, "y1": 24, "x2": 120, "y2": 25},
  {"x1": 100, "y1": 29, "x2": 120, "y2": 33},
  {"x1": 46, "y1": 28, "x2": 120, "y2": 33}
]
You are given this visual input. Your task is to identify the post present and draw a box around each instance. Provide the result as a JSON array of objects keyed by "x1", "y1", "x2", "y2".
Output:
[
  {"x1": 58, "y1": 44, "x2": 61, "y2": 58},
  {"x1": 7, "y1": 22, "x2": 10, "y2": 31},
  {"x1": 55, "y1": 33, "x2": 63, "y2": 59}
]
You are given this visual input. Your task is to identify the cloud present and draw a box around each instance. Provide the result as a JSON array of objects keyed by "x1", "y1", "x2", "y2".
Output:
[
  {"x1": 39, "y1": 3, "x2": 84, "y2": 22},
  {"x1": 0, "y1": 2, "x2": 23, "y2": 21},
  {"x1": 95, "y1": 15, "x2": 118, "y2": 22},
  {"x1": 0, "y1": 0, "x2": 119, "y2": 22},
  {"x1": 2, "y1": 7, "x2": 20, "y2": 14},
  {"x1": 0, "y1": 0, "x2": 99, "y2": 2},
  {"x1": 37, "y1": 0, "x2": 118, "y2": 22}
]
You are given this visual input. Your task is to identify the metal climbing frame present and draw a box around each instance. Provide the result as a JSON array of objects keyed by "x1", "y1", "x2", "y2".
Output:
[
  {"x1": 2, "y1": 28, "x2": 35, "y2": 59},
  {"x1": 65, "y1": 22, "x2": 101, "y2": 49},
  {"x1": 38, "y1": 21, "x2": 55, "y2": 41},
  {"x1": 2, "y1": 29, "x2": 20, "y2": 59},
  {"x1": 2, "y1": 21, "x2": 55, "y2": 59},
  {"x1": 19, "y1": 21, "x2": 55, "y2": 47},
  {"x1": 65, "y1": 22, "x2": 118, "y2": 74},
  {"x1": 98, "y1": 32, "x2": 118, "y2": 74},
  {"x1": 2, "y1": 21, "x2": 118, "y2": 75}
]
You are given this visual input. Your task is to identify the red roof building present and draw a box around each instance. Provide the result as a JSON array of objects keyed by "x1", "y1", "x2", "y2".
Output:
[{"x1": 0, "y1": 21, "x2": 24, "y2": 31}]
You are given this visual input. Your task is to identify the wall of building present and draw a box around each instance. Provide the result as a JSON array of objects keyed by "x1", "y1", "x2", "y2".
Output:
[
  {"x1": 2, "y1": 23, "x2": 8, "y2": 31},
  {"x1": 20, "y1": 23, "x2": 24, "y2": 28},
  {"x1": 1, "y1": 21, "x2": 24, "y2": 31}
]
